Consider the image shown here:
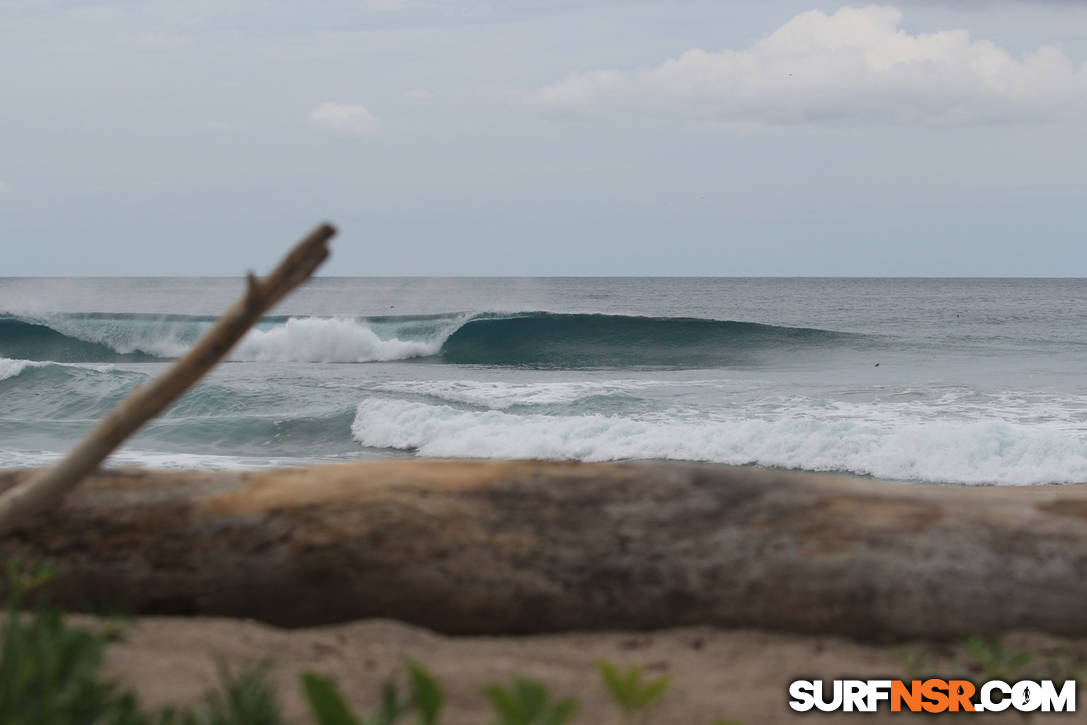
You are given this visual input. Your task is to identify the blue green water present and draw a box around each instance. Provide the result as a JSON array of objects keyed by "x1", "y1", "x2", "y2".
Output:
[{"x1": 2, "y1": 277, "x2": 1086, "y2": 484}]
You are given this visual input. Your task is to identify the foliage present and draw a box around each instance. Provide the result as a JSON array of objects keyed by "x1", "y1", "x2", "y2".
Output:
[
  {"x1": 597, "y1": 661, "x2": 671, "y2": 723},
  {"x1": 0, "y1": 558, "x2": 144, "y2": 725},
  {"x1": 482, "y1": 678, "x2": 579, "y2": 725},
  {"x1": 1, "y1": 559, "x2": 744, "y2": 725},
  {"x1": 188, "y1": 661, "x2": 285, "y2": 725},
  {"x1": 301, "y1": 661, "x2": 441, "y2": 725},
  {"x1": 960, "y1": 635, "x2": 1032, "y2": 681}
]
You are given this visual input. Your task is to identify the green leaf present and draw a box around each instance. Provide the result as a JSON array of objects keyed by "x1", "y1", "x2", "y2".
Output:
[
  {"x1": 373, "y1": 681, "x2": 411, "y2": 725},
  {"x1": 303, "y1": 672, "x2": 359, "y2": 725},
  {"x1": 483, "y1": 678, "x2": 580, "y2": 725},
  {"x1": 407, "y1": 662, "x2": 444, "y2": 725},
  {"x1": 483, "y1": 684, "x2": 521, "y2": 723},
  {"x1": 201, "y1": 659, "x2": 284, "y2": 725},
  {"x1": 543, "y1": 698, "x2": 579, "y2": 725},
  {"x1": 961, "y1": 635, "x2": 1032, "y2": 681},
  {"x1": 633, "y1": 676, "x2": 671, "y2": 708},
  {"x1": 597, "y1": 660, "x2": 671, "y2": 712}
]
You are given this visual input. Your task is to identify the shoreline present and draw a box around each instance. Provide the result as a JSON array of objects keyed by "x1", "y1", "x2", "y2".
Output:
[{"x1": 11, "y1": 455, "x2": 1074, "y2": 488}]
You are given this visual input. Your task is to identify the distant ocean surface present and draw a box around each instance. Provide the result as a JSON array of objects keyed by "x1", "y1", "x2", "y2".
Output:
[{"x1": 2, "y1": 277, "x2": 1086, "y2": 485}]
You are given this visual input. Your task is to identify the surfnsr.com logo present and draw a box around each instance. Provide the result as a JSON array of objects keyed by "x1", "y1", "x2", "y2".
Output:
[{"x1": 789, "y1": 679, "x2": 1076, "y2": 714}]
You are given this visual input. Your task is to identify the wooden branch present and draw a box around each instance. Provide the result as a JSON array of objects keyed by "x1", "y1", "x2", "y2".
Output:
[{"x1": 0, "y1": 223, "x2": 336, "y2": 535}]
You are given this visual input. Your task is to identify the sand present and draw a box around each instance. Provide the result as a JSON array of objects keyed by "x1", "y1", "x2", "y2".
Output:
[{"x1": 96, "y1": 615, "x2": 1087, "y2": 724}]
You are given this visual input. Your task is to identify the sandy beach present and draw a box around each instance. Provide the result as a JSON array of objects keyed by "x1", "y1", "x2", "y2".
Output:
[{"x1": 96, "y1": 615, "x2": 1087, "y2": 724}]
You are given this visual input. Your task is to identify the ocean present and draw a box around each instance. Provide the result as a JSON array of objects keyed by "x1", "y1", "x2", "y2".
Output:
[{"x1": 1, "y1": 277, "x2": 1085, "y2": 485}]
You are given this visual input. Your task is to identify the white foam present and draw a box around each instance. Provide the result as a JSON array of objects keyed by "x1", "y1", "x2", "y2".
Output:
[
  {"x1": 229, "y1": 317, "x2": 447, "y2": 363},
  {"x1": 0, "y1": 357, "x2": 125, "y2": 381},
  {"x1": 351, "y1": 397, "x2": 1087, "y2": 485},
  {"x1": 0, "y1": 358, "x2": 37, "y2": 381},
  {"x1": 374, "y1": 379, "x2": 664, "y2": 409},
  {"x1": 0, "y1": 448, "x2": 332, "y2": 471},
  {"x1": 22, "y1": 314, "x2": 464, "y2": 363}
]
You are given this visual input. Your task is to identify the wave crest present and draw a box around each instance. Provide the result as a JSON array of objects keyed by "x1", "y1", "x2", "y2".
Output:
[
  {"x1": 351, "y1": 397, "x2": 1087, "y2": 485},
  {"x1": 0, "y1": 313, "x2": 465, "y2": 364},
  {"x1": 231, "y1": 317, "x2": 445, "y2": 363},
  {"x1": 1, "y1": 311, "x2": 855, "y2": 367},
  {"x1": 440, "y1": 313, "x2": 853, "y2": 367},
  {"x1": 0, "y1": 357, "x2": 39, "y2": 381}
]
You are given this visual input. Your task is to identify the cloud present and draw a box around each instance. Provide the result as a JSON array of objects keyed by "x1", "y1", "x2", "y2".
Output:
[
  {"x1": 309, "y1": 102, "x2": 380, "y2": 137},
  {"x1": 527, "y1": 5, "x2": 1087, "y2": 125}
]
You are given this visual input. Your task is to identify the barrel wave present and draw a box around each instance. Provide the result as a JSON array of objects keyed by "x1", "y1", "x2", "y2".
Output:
[
  {"x1": 440, "y1": 313, "x2": 853, "y2": 368},
  {"x1": 0, "y1": 317, "x2": 163, "y2": 362}
]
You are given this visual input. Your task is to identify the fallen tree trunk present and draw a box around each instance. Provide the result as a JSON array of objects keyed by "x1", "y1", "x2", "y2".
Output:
[{"x1": 2, "y1": 460, "x2": 1086, "y2": 640}]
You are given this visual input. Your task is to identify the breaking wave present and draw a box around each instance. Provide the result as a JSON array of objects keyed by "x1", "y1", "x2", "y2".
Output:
[
  {"x1": 0, "y1": 357, "x2": 40, "y2": 381},
  {"x1": 0, "y1": 312, "x2": 857, "y2": 368},
  {"x1": 350, "y1": 397, "x2": 1087, "y2": 485},
  {"x1": 439, "y1": 313, "x2": 853, "y2": 367}
]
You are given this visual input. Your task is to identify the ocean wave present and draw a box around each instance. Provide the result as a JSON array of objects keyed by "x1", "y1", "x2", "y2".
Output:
[
  {"x1": 0, "y1": 356, "x2": 125, "y2": 383},
  {"x1": 0, "y1": 313, "x2": 465, "y2": 364},
  {"x1": 0, "y1": 312, "x2": 856, "y2": 368},
  {"x1": 0, "y1": 316, "x2": 162, "y2": 362},
  {"x1": 0, "y1": 357, "x2": 40, "y2": 381},
  {"x1": 373, "y1": 379, "x2": 668, "y2": 409},
  {"x1": 231, "y1": 317, "x2": 446, "y2": 363},
  {"x1": 440, "y1": 313, "x2": 854, "y2": 367},
  {"x1": 350, "y1": 397, "x2": 1087, "y2": 485}
]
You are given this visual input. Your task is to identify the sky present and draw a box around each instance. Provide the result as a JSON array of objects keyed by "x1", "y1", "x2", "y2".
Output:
[{"x1": 1, "y1": 0, "x2": 1086, "y2": 276}]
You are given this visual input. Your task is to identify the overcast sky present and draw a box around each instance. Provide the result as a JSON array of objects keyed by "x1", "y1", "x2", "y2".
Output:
[{"x1": 1, "y1": 0, "x2": 1085, "y2": 275}]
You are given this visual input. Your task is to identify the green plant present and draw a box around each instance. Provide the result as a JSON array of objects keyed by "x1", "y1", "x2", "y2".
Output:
[
  {"x1": 0, "y1": 558, "x2": 151, "y2": 725},
  {"x1": 2, "y1": 558, "x2": 741, "y2": 725},
  {"x1": 482, "y1": 678, "x2": 579, "y2": 725},
  {"x1": 302, "y1": 661, "x2": 444, "y2": 725},
  {"x1": 597, "y1": 661, "x2": 671, "y2": 723},
  {"x1": 407, "y1": 662, "x2": 444, "y2": 725},
  {"x1": 1, "y1": 557, "x2": 59, "y2": 602},
  {"x1": 0, "y1": 559, "x2": 280, "y2": 725},
  {"x1": 193, "y1": 661, "x2": 284, "y2": 725},
  {"x1": 960, "y1": 635, "x2": 1032, "y2": 681}
]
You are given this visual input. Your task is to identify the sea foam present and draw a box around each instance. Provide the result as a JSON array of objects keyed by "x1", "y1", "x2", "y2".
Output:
[
  {"x1": 0, "y1": 357, "x2": 37, "y2": 381},
  {"x1": 231, "y1": 317, "x2": 445, "y2": 363},
  {"x1": 0, "y1": 314, "x2": 462, "y2": 363},
  {"x1": 351, "y1": 397, "x2": 1087, "y2": 485}
]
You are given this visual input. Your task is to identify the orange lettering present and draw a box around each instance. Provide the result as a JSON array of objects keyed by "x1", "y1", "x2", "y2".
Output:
[
  {"x1": 891, "y1": 680, "x2": 923, "y2": 712},
  {"x1": 948, "y1": 680, "x2": 976, "y2": 712},
  {"x1": 922, "y1": 679, "x2": 949, "y2": 713}
]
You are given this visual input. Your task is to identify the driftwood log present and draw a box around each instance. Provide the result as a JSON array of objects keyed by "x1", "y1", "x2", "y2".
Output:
[{"x1": 2, "y1": 460, "x2": 1086, "y2": 640}]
